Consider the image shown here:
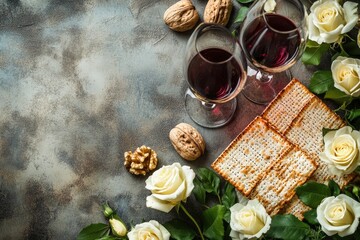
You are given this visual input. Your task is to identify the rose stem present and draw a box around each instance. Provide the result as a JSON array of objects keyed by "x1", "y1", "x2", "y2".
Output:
[{"x1": 179, "y1": 203, "x2": 205, "y2": 240}]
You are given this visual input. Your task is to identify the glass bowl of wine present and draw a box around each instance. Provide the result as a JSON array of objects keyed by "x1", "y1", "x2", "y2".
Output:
[
  {"x1": 239, "y1": 0, "x2": 308, "y2": 104},
  {"x1": 184, "y1": 23, "x2": 247, "y2": 128}
]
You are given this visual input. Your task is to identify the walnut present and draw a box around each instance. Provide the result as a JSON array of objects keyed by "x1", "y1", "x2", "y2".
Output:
[
  {"x1": 124, "y1": 145, "x2": 158, "y2": 176},
  {"x1": 163, "y1": 0, "x2": 199, "y2": 32},
  {"x1": 204, "y1": 0, "x2": 233, "y2": 26},
  {"x1": 169, "y1": 123, "x2": 205, "y2": 161}
]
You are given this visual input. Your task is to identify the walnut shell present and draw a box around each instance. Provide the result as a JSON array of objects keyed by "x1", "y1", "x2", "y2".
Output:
[
  {"x1": 163, "y1": 0, "x2": 199, "y2": 32},
  {"x1": 204, "y1": 0, "x2": 233, "y2": 26},
  {"x1": 169, "y1": 123, "x2": 205, "y2": 161}
]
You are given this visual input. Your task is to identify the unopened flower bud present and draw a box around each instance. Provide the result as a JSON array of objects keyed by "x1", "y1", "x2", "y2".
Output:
[
  {"x1": 103, "y1": 203, "x2": 114, "y2": 218},
  {"x1": 109, "y1": 218, "x2": 127, "y2": 237}
]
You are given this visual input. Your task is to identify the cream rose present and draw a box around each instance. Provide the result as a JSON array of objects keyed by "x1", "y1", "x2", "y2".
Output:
[
  {"x1": 109, "y1": 218, "x2": 127, "y2": 237},
  {"x1": 229, "y1": 199, "x2": 271, "y2": 240},
  {"x1": 264, "y1": 0, "x2": 276, "y2": 13},
  {"x1": 331, "y1": 56, "x2": 360, "y2": 97},
  {"x1": 319, "y1": 126, "x2": 360, "y2": 176},
  {"x1": 127, "y1": 220, "x2": 170, "y2": 240},
  {"x1": 357, "y1": 29, "x2": 360, "y2": 48},
  {"x1": 308, "y1": 0, "x2": 358, "y2": 44},
  {"x1": 145, "y1": 163, "x2": 195, "y2": 213},
  {"x1": 317, "y1": 194, "x2": 360, "y2": 237}
]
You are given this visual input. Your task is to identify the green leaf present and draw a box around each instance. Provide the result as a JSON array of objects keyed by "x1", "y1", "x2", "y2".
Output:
[
  {"x1": 193, "y1": 178, "x2": 206, "y2": 204},
  {"x1": 196, "y1": 168, "x2": 220, "y2": 195},
  {"x1": 296, "y1": 182, "x2": 331, "y2": 208},
  {"x1": 222, "y1": 182, "x2": 236, "y2": 209},
  {"x1": 308, "y1": 71, "x2": 333, "y2": 94},
  {"x1": 97, "y1": 236, "x2": 124, "y2": 240},
  {"x1": 343, "y1": 41, "x2": 360, "y2": 56},
  {"x1": 328, "y1": 180, "x2": 341, "y2": 196},
  {"x1": 221, "y1": 182, "x2": 236, "y2": 223},
  {"x1": 202, "y1": 205, "x2": 226, "y2": 240},
  {"x1": 324, "y1": 86, "x2": 353, "y2": 105},
  {"x1": 347, "y1": 109, "x2": 360, "y2": 121},
  {"x1": 267, "y1": 214, "x2": 311, "y2": 240},
  {"x1": 163, "y1": 219, "x2": 197, "y2": 240},
  {"x1": 303, "y1": 209, "x2": 319, "y2": 225},
  {"x1": 233, "y1": 6, "x2": 249, "y2": 24},
  {"x1": 301, "y1": 42, "x2": 330, "y2": 65},
  {"x1": 345, "y1": 184, "x2": 360, "y2": 202},
  {"x1": 77, "y1": 223, "x2": 110, "y2": 240},
  {"x1": 236, "y1": 0, "x2": 255, "y2": 3}
]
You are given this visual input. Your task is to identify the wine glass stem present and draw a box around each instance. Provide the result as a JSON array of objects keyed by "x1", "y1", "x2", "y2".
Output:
[
  {"x1": 256, "y1": 69, "x2": 273, "y2": 83},
  {"x1": 201, "y1": 102, "x2": 216, "y2": 110}
]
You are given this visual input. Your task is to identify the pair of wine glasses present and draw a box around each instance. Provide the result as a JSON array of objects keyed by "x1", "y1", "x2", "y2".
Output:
[{"x1": 184, "y1": 0, "x2": 308, "y2": 128}]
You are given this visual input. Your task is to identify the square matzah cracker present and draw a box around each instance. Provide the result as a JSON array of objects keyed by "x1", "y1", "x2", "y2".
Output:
[
  {"x1": 211, "y1": 116, "x2": 292, "y2": 196},
  {"x1": 262, "y1": 79, "x2": 314, "y2": 134},
  {"x1": 284, "y1": 97, "x2": 355, "y2": 187},
  {"x1": 248, "y1": 147, "x2": 317, "y2": 216}
]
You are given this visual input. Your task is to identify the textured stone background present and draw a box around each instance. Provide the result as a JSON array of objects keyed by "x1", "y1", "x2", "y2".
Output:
[{"x1": 0, "y1": 0, "x2": 314, "y2": 239}]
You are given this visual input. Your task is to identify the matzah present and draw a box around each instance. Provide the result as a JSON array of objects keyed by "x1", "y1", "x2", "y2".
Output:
[
  {"x1": 262, "y1": 79, "x2": 314, "y2": 134},
  {"x1": 248, "y1": 147, "x2": 317, "y2": 216},
  {"x1": 262, "y1": 79, "x2": 356, "y2": 218},
  {"x1": 212, "y1": 79, "x2": 357, "y2": 219},
  {"x1": 211, "y1": 116, "x2": 292, "y2": 196},
  {"x1": 282, "y1": 196, "x2": 311, "y2": 220}
]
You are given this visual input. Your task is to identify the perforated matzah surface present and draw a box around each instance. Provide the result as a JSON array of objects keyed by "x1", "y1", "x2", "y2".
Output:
[
  {"x1": 211, "y1": 116, "x2": 292, "y2": 196},
  {"x1": 262, "y1": 79, "x2": 314, "y2": 134},
  {"x1": 248, "y1": 147, "x2": 317, "y2": 216}
]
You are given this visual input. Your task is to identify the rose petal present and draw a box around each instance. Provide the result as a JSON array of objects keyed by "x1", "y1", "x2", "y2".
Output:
[{"x1": 146, "y1": 195, "x2": 175, "y2": 213}]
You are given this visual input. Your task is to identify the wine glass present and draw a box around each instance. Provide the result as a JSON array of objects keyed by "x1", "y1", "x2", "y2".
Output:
[
  {"x1": 239, "y1": 0, "x2": 308, "y2": 104},
  {"x1": 184, "y1": 23, "x2": 247, "y2": 128}
]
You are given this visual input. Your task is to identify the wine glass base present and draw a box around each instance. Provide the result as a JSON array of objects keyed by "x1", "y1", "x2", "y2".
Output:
[
  {"x1": 185, "y1": 90, "x2": 237, "y2": 128},
  {"x1": 242, "y1": 66, "x2": 292, "y2": 105}
]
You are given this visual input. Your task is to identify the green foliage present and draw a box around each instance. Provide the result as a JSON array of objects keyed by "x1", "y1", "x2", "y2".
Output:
[
  {"x1": 77, "y1": 223, "x2": 110, "y2": 240},
  {"x1": 266, "y1": 214, "x2": 311, "y2": 240},
  {"x1": 328, "y1": 180, "x2": 341, "y2": 197},
  {"x1": 202, "y1": 205, "x2": 226, "y2": 240},
  {"x1": 236, "y1": 0, "x2": 255, "y2": 3},
  {"x1": 303, "y1": 209, "x2": 319, "y2": 225},
  {"x1": 308, "y1": 71, "x2": 333, "y2": 94},
  {"x1": 192, "y1": 168, "x2": 237, "y2": 239},
  {"x1": 196, "y1": 168, "x2": 221, "y2": 197},
  {"x1": 233, "y1": 6, "x2": 249, "y2": 24},
  {"x1": 347, "y1": 109, "x2": 360, "y2": 122},
  {"x1": 163, "y1": 219, "x2": 197, "y2": 240},
  {"x1": 302, "y1": 41, "x2": 330, "y2": 65},
  {"x1": 296, "y1": 182, "x2": 331, "y2": 208},
  {"x1": 324, "y1": 87, "x2": 353, "y2": 105},
  {"x1": 221, "y1": 182, "x2": 236, "y2": 223}
]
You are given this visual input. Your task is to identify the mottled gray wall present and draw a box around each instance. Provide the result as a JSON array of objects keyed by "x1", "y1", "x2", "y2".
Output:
[{"x1": 0, "y1": 0, "x2": 313, "y2": 239}]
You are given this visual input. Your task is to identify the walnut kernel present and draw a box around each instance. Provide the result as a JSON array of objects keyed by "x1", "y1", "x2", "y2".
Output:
[{"x1": 124, "y1": 145, "x2": 158, "y2": 176}]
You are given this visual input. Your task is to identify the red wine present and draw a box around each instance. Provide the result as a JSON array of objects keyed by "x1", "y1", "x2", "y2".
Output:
[
  {"x1": 187, "y1": 48, "x2": 242, "y2": 101},
  {"x1": 242, "y1": 13, "x2": 301, "y2": 69}
]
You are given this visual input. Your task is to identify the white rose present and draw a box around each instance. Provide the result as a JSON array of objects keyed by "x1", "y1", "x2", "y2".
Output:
[
  {"x1": 264, "y1": 0, "x2": 276, "y2": 13},
  {"x1": 319, "y1": 126, "x2": 360, "y2": 176},
  {"x1": 317, "y1": 194, "x2": 360, "y2": 237},
  {"x1": 308, "y1": 0, "x2": 358, "y2": 44},
  {"x1": 229, "y1": 199, "x2": 271, "y2": 240},
  {"x1": 145, "y1": 162, "x2": 195, "y2": 213},
  {"x1": 109, "y1": 218, "x2": 127, "y2": 237},
  {"x1": 127, "y1": 220, "x2": 170, "y2": 240},
  {"x1": 331, "y1": 56, "x2": 360, "y2": 97}
]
